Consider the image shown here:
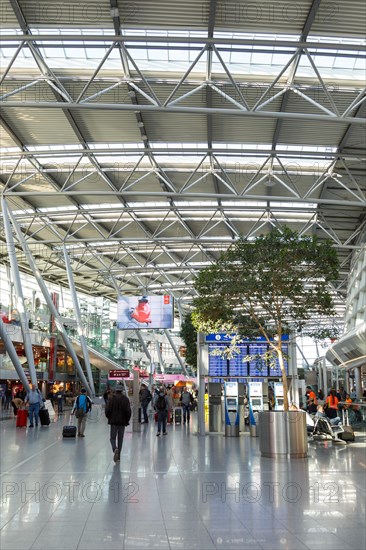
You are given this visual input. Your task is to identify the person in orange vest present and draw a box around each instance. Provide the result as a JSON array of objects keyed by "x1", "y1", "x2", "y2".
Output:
[
  {"x1": 325, "y1": 389, "x2": 339, "y2": 420},
  {"x1": 306, "y1": 386, "x2": 318, "y2": 413}
]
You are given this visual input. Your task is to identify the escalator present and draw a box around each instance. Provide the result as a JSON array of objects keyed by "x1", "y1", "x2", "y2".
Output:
[
  {"x1": 60, "y1": 326, "x2": 129, "y2": 373},
  {"x1": 67, "y1": 335, "x2": 126, "y2": 372}
]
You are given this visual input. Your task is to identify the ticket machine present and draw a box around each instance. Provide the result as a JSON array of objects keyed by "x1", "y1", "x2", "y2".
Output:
[
  {"x1": 274, "y1": 382, "x2": 284, "y2": 410},
  {"x1": 248, "y1": 381, "x2": 264, "y2": 412},
  {"x1": 208, "y1": 382, "x2": 222, "y2": 432},
  {"x1": 224, "y1": 381, "x2": 239, "y2": 437}
]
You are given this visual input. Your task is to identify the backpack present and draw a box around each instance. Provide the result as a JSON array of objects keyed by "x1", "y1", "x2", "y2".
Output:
[{"x1": 156, "y1": 395, "x2": 166, "y2": 411}]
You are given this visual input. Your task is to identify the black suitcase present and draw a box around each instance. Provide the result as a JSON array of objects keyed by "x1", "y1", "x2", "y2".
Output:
[
  {"x1": 174, "y1": 407, "x2": 182, "y2": 424},
  {"x1": 339, "y1": 410, "x2": 355, "y2": 442},
  {"x1": 339, "y1": 426, "x2": 355, "y2": 442},
  {"x1": 39, "y1": 408, "x2": 50, "y2": 426},
  {"x1": 63, "y1": 425, "x2": 77, "y2": 438},
  {"x1": 62, "y1": 416, "x2": 77, "y2": 438}
]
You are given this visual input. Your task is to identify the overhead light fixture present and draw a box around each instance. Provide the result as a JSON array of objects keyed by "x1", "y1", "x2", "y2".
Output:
[
  {"x1": 265, "y1": 170, "x2": 275, "y2": 187},
  {"x1": 128, "y1": 90, "x2": 136, "y2": 98},
  {"x1": 137, "y1": 122, "x2": 144, "y2": 128}
]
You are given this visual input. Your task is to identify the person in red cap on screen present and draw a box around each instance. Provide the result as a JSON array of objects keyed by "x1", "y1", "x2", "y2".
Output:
[{"x1": 129, "y1": 296, "x2": 152, "y2": 325}]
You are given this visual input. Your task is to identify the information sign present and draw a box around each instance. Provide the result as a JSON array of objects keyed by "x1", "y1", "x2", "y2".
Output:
[{"x1": 108, "y1": 369, "x2": 130, "y2": 380}]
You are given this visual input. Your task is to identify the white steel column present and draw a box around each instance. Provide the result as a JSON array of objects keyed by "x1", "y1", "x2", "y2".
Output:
[
  {"x1": 63, "y1": 246, "x2": 95, "y2": 396},
  {"x1": 0, "y1": 318, "x2": 31, "y2": 391},
  {"x1": 4, "y1": 200, "x2": 92, "y2": 394},
  {"x1": 132, "y1": 368, "x2": 141, "y2": 432},
  {"x1": 322, "y1": 357, "x2": 328, "y2": 396},
  {"x1": 289, "y1": 334, "x2": 299, "y2": 406},
  {"x1": 163, "y1": 329, "x2": 189, "y2": 376},
  {"x1": 197, "y1": 332, "x2": 208, "y2": 436},
  {"x1": 2, "y1": 197, "x2": 37, "y2": 385},
  {"x1": 135, "y1": 330, "x2": 154, "y2": 377},
  {"x1": 354, "y1": 366, "x2": 362, "y2": 397},
  {"x1": 154, "y1": 330, "x2": 165, "y2": 373}
]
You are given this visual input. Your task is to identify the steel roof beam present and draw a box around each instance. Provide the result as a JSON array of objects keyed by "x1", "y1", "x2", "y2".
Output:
[
  {"x1": 2, "y1": 35, "x2": 365, "y2": 52},
  {"x1": 2, "y1": 101, "x2": 363, "y2": 125},
  {"x1": 1, "y1": 147, "x2": 363, "y2": 159}
]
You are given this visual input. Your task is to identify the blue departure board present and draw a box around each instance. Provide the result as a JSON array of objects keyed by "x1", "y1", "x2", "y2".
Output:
[
  {"x1": 208, "y1": 344, "x2": 228, "y2": 377},
  {"x1": 208, "y1": 340, "x2": 289, "y2": 378},
  {"x1": 269, "y1": 344, "x2": 289, "y2": 376},
  {"x1": 248, "y1": 343, "x2": 269, "y2": 376},
  {"x1": 229, "y1": 344, "x2": 249, "y2": 377}
]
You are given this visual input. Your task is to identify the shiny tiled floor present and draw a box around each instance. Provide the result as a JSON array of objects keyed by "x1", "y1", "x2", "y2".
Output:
[{"x1": 1, "y1": 408, "x2": 365, "y2": 550}]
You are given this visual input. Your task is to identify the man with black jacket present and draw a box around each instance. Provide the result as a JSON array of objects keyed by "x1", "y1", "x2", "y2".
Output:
[{"x1": 105, "y1": 385, "x2": 131, "y2": 463}]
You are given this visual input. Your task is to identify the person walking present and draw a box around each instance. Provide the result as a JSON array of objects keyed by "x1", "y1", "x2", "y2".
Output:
[
  {"x1": 139, "y1": 383, "x2": 151, "y2": 423},
  {"x1": 55, "y1": 388, "x2": 64, "y2": 414},
  {"x1": 24, "y1": 384, "x2": 44, "y2": 428},
  {"x1": 154, "y1": 387, "x2": 169, "y2": 436},
  {"x1": 180, "y1": 386, "x2": 193, "y2": 424},
  {"x1": 105, "y1": 384, "x2": 131, "y2": 462},
  {"x1": 71, "y1": 388, "x2": 93, "y2": 437},
  {"x1": 4, "y1": 387, "x2": 12, "y2": 410}
]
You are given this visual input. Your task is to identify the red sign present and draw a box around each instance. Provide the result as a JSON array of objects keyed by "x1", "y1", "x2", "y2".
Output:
[
  {"x1": 108, "y1": 369, "x2": 130, "y2": 380},
  {"x1": 163, "y1": 295, "x2": 170, "y2": 304}
]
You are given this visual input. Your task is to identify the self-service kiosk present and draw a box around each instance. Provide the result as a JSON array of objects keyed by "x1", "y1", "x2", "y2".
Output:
[
  {"x1": 248, "y1": 381, "x2": 264, "y2": 412},
  {"x1": 224, "y1": 381, "x2": 239, "y2": 437},
  {"x1": 208, "y1": 382, "x2": 222, "y2": 432},
  {"x1": 274, "y1": 382, "x2": 284, "y2": 410}
]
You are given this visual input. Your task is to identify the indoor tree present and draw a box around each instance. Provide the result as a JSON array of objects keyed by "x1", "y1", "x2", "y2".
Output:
[
  {"x1": 180, "y1": 312, "x2": 198, "y2": 373},
  {"x1": 191, "y1": 227, "x2": 340, "y2": 411}
]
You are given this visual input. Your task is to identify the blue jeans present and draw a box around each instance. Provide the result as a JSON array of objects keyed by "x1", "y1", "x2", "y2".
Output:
[
  {"x1": 182, "y1": 404, "x2": 190, "y2": 423},
  {"x1": 29, "y1": 403, "x2": 40, "y2": 426},
  {"x1": 141, "y1": 402, "x2": 149, "y2": 422},
  {"x1": 157, "y1": 410, "x2": 167, "y2": 433}
]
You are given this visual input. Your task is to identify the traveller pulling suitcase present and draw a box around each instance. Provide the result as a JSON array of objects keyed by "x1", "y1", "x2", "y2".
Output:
[
  {"x1": 62, "y1": 415, "x2": 77, "y2": 438},
  {"x1": 16, "y1": 409, "x2": 28, "y2": 428},
  {"x1": 39, "y1": 408, "x2": 50, "y2": 426}
]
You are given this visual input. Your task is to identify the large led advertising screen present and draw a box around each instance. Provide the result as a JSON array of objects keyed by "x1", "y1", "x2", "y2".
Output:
[{"x1": 117, "y1": 295, "x2": 174, "y2": 329}]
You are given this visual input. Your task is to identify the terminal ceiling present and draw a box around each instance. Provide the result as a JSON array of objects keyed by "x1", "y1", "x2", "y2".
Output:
[{"x1": 0, "y1": 0, "x2": 365, "y2": 323}]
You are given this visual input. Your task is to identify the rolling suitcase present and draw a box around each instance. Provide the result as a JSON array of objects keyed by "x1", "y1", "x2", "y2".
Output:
[
  {"x1": 16, "y1": 409, "x2": 28, "y2": 428},
  {"x1": 62, "y1": 415, "x2": 77, "y2": 438},
  {"x1": 39, "y1": 408, "x2": 50, "y2": 426},
  {"x1": 174, "y1": 407, "x2": 182, "y2": 424},
  {"x1": 339, "y1": 409, "x2": 355, "y2": 442}
]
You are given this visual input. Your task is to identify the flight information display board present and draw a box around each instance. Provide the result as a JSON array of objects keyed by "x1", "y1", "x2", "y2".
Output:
[
  {"x1": 208, "y1": 344, "x2": 228, "y2": 377},
  {"x1": 248, "y1": 343, "x2": 269, "y2": 376},
  {"x1": 268, "y1": 344, "x2": 289, "y2": 376},
  {"x1": 208, "y1": 341, "x2": 288, "y2": 377},
  {"x1": 229, "y1": 345, "x2": 249, "y2": 377}
]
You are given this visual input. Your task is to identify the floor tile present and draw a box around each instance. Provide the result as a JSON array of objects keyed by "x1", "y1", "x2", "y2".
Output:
[{"x1": 0, "y1": 410, "x2": 365, "y2": 550}]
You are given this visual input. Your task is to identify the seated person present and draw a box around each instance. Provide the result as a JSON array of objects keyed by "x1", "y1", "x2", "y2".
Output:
[
  {"x1": 316, "y1": 405, "x2": 341, "y2": 426},
  {"x1": 343, "y1": 394, "x2": 353, "y2": 409}
]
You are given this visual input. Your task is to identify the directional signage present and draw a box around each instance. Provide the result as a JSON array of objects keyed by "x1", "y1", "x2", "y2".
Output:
[{"x1": 108, "y1": 369, "x2": 130, "y2": 380}]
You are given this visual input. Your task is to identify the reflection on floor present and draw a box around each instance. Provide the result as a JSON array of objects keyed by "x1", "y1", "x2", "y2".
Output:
[{"x1": 1, "y1": 408, "x2": 365, "y2": 550}]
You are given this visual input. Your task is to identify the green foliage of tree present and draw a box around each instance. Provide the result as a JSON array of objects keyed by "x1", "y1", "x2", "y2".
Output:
[
  {"x1": 180, "y1": 312, "x2": 197, "y2": 372},
  {"x1": 192, "y1": 227, "x2": 340, "y2": 411}
]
